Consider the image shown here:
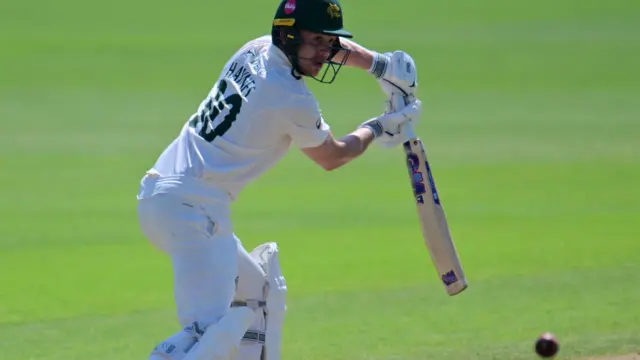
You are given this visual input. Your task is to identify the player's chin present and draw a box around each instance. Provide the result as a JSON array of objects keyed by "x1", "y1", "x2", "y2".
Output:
[
  {"x1": 302, "y1": 62, "x2": 323, "y2": 77},
  {"x1": 312, "y1": 61, "x2": 325, "y2": 75}
]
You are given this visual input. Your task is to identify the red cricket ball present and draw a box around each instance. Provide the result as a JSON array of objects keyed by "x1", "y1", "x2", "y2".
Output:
[{"x1": 535, "y1": 332, "x2": 559, "y2": 358}]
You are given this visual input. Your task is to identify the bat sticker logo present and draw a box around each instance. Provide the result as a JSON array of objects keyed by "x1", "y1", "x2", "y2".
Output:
[
  {"x1": 441, "y1": 270, "x2": 459, "y2": 286},
  {"x1": 406, "y1": 152, "x2": 426, "y2": 204},
  {"x1": 424, "y1": 160, "x2": 441, "y2": 205}
]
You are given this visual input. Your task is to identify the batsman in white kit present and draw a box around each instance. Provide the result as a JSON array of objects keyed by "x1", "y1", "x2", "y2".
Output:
[{"x1": 136, "y1": 0, "x2": 422, "y2": 359}]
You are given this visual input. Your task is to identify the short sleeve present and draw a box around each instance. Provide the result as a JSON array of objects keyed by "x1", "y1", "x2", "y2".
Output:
[{"x1": 282, "y1": 96, "x2": 331, "y2": 149}]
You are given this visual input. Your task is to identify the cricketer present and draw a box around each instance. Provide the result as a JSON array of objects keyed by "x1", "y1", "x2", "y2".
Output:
[{"x1": 135, "y1": 0, "x2": 421, "y2": 359}]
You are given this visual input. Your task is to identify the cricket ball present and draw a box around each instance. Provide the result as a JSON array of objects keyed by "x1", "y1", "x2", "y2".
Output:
[{"x1": 535, "y1": 332, "x2": 559, "y2": 358}]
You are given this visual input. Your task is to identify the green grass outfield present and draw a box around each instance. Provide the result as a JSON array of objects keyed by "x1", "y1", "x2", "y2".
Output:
[{"x1": 1, "y1": 0, "x2": 639, "y2": 359}]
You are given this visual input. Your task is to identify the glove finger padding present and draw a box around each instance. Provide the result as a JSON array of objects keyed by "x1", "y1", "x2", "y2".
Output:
[
  {"x1": 360, "y1": 95, "x2": 421, "y2": 140},
  {"x1": 375, "y1": 93, "x2": 420, "y2": 149},
  {"x1": 385, "y1": 94, "x2": 420, "y2": 133}
]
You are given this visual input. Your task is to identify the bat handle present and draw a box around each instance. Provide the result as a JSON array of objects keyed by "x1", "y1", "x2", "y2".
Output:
[
  {"x1": 401, "y1": 120, "x2": 417, "y2": 140},
  {"x1": 392, "y1": 92, "x2": 417, "y2": 140}
]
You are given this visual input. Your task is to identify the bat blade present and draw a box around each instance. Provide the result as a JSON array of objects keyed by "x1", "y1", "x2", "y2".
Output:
[
  {"x1": 390, "y1": 93, "x2": 468, "y2": 296},
  {"x1": 403, "y1": 138, "x2": 468, "y2": 296}
]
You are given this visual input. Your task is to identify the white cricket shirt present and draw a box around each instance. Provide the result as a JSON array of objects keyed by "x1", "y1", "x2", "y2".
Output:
[{"x1": 138, "y1": 35, "x2": 331, "y2": 201}]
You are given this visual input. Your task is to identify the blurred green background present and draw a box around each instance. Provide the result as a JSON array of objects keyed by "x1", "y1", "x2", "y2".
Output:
[{"x1": 1, "y1": 0, "x2": 639, "y2": 359}]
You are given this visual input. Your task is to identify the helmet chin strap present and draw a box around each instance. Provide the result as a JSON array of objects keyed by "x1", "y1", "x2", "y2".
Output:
[{"x1": 286, "y1": 54, "x2": 304, "y2": 79}]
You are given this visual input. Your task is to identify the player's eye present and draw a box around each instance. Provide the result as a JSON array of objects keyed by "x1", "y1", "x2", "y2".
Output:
[{"x1": 314, "y1": 36, "x2": 334, "y2": 48}]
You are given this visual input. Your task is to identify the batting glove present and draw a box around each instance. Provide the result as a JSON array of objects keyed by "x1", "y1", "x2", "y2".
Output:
[
  {"x1": 369, "y1": 50, "x2": 419, "y2": 98},
  {"x1": 359, "y1": 97, "x2": 422, "y2": 139},
  {"x1": 375, "y1": 93, "x2": 420, "y2": 148}
]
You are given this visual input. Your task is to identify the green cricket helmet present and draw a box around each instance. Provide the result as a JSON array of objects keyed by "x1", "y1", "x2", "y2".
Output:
[{"x1": 271, "y1": 0, "x2": 353, "y2": 84}]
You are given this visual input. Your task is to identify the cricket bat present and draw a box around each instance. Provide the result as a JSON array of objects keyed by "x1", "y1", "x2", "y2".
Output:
[{"x1": 391, "y1": 93, "x2": 468, "y2": 296}]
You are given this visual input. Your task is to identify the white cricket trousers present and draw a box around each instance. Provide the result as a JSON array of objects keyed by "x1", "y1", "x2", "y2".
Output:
[
  {"x1": 136, "y1": 174, "x2": 267, "y2": 360},
  {"x1": 137, "y1": 190, "x2": 239, "y2": 329}
]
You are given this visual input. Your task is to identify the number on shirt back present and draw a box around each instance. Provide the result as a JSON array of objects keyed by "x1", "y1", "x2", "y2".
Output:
[{"x1": 189, "y1": 79, "x2": 243, "y2": 142}]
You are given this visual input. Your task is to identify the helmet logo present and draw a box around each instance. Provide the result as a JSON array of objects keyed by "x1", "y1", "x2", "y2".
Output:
[
  {"x1": 284, "y1": 0, "x2": 296, "y2": 14},
  {"x1": 327, "y1": 3, "x2": 341, "y2": 19}
]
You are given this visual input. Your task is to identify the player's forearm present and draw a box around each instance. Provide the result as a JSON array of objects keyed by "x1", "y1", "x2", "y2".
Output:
[
  {"x1": 335, "y1": 39, "x2": 375, "y2": 71},
  {"x1": 327, "y1": 127, "x2": 375, "y2": 170},
  {"x1": 335, "y1": 39, "x2": 389, "y2": 79}
]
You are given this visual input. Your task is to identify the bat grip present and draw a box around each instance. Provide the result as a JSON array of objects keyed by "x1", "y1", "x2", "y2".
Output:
[
  {"x1": 402, "y1": 120, "x2": 417, "y2": 140},
  {"x1": 392, "y1": 93, "x2": 417, "y2": 140}
]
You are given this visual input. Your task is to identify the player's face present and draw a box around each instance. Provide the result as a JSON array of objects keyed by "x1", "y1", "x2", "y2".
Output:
[{"x1": 297, "y1": 30, "x2": 338, "y2": 77}]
